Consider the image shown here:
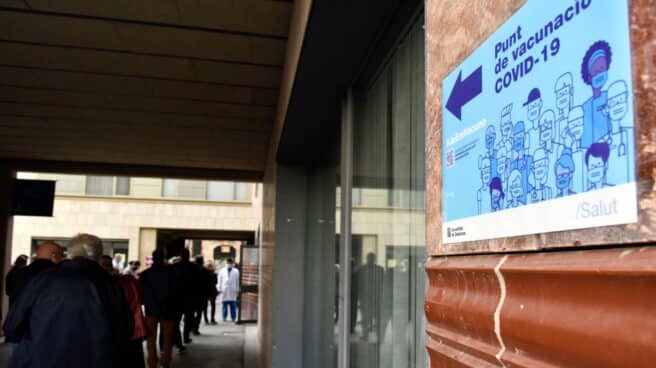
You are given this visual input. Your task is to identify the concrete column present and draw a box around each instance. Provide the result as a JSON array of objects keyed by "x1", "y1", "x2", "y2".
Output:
[
  {"x1": 0, "y1": 163, "x2": 15, "y2": 322},
  {"x1": 139, "y1": 228, "x2": 157, "y2": 265}
]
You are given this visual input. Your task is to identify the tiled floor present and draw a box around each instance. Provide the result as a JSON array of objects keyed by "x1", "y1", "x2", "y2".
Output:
[{"x1": 0, "y1": 321, "x2": 246, "y2": 368}]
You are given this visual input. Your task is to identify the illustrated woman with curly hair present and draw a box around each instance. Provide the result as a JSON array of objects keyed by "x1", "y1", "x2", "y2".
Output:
[{"x1": 580, "y1": 40, "x2": 613, "y2": 148}]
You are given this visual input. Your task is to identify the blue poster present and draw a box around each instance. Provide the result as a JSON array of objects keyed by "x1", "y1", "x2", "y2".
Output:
[{"x1": 441, "y1": 0, "x2": 637, "y2": 243}]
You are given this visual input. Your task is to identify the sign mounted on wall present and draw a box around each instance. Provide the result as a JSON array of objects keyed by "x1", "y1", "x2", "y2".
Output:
[{"x1": 441, "y1": 0, "x2": 636, "y2": 244}]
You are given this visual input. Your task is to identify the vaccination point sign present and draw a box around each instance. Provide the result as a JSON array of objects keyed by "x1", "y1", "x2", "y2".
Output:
[{"x1": 441, "y1": 0, "x2": 637, "y2": 244}]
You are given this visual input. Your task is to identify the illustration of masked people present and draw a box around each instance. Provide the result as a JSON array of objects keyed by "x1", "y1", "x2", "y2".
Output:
[
  {"x1": 477, "y1": 156, "x2": 492, "y2": 215},
  {"x1": 538, "y1": 109, "x2": 556, "y2": 153},
  {"x1": 484, "y1": 124, "x2": 498, "y2": 178},
  {"x1": 530, "y1": 148, "x2": 552, "y2": 203},
  {"x1": 522, "y1": 87, "x2": 542, "y2": 156},
  {"x1": 585, "y1": 142, "x2": 612, "y2": 191},
  {"x1": 496, "y1": 146, "x2": 509, "y2": 194},
  {"x1": 489, "y1": 176, "x2": 505, "y2": 212},
  {"x1": 603, "y1": 80, "x2": 630, "y2": 157},
  {"x1": 510, "y1": 121, "x2": 533, "y2": 205},
  {"x1": 497, "y1": 103, "x2": 514, "y2": 153},
  {"x1": 506, "y1": 169, "x2": 524, "y2": 209},
  {"x1": 561, "y1": 106, "x2": 584, "y2": 151},
  {"x1": 555, "y1": 148, "x2": 577, "y2": 198},
  {"x1": 580, "y1": 41, "x2": 613, "y2": 148},
  {"x1": 554, "y1": 72, "x2": 574, "y2": 141}
]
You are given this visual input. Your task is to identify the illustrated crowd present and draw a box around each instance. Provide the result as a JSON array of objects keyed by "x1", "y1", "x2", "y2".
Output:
[{"x1": 477, "y1": 40, "x2": 633, "y2": 214}]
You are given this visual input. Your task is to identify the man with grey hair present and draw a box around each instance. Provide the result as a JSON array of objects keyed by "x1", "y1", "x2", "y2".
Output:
[{"x1": 3, "y1": 233, "x2": 133, "y2": 368}]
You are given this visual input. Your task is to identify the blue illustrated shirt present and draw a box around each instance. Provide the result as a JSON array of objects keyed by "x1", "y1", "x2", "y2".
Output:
[{"x1": 581, "y1": 91, "x2": 611, "y2": 148}]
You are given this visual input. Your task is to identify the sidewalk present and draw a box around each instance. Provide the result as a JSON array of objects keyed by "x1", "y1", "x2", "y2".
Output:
[{"x1": 0, "y1": 321, "x2": 247, "y2": 368}]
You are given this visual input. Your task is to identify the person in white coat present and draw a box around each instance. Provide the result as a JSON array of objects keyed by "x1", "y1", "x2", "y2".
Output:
[{"x1": 217, "y1": 258, "x2": 240, "y2": 322}]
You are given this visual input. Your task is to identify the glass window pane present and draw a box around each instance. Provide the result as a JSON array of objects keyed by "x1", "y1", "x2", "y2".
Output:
[
  {"x1": 178, "y1": 180, "x2": 206, "y2": 199},
  {"x1": 207, "y1": 181, "x2": 234, "y2": 201},
  {"x1": 235, "y1": 183, "x2": 250, "y2": 201},
  {"x1": 85, "y1": 176, "x2": 113, "y2": 196},
  {"x1": 115, "y1": 177, "x2": 130, "y2": 195},
  {"x1": 348, "y1": 20, "x2": 426, "y2": 368},
  {"x1": 162, "y1": 179, "x2": 178, "y2": 197},
  {"x1": 352, "y1": 188, "x2": 362, "y2": 206},
  {"x1": 55, "y1": 174, "x2": 85, "y2": 194}
]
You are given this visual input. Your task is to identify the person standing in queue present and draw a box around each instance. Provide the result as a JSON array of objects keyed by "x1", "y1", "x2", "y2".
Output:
[
  {"x1": 192, "y1": 255, "x2": 211, "y2": 334},
  {"x1": 203, "y1": 261, "x2": 219, "y2": 325},
  {"x1": 172, "y1": 247, "x2": 203, "y2": 343},
  {"x1": 4, "y1": 242, "x2": 63, "y2": 350},
  {"x1": 140, "y1": 249, "x2": 180, "y2": 368},
  {"x1": 217, "y1": 258, "x2": 240, "y2": 322},
  {"x1": 5, "y1": 255, "x2": 28, "y2": 307},
  {"x1": 3, "y1": 233, "x2": 133, "y2": 368},
  {"x1": 100, "y1": 255, "x2": 147, "y2": 368}
]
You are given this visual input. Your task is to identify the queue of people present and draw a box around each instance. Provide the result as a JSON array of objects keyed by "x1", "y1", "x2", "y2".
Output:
[{"x1": 2, "y1": 234, "x2": 240, "y2": 368}]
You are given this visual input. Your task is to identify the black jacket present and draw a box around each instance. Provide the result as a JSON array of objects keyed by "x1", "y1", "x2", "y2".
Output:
[
  {"x1": 5, "y1": 266, "x2": 24, "y2": 306},
  {"x1": 139, "y1": 263, "x2": 180, "y2": 320},
  {"x1": 3, "y1": 257, "x2": 133, "y2": 368},
  {"x1": 172, "y1": 260, "x2": 204, "y2": 310},
  {"x1": 6, "y1": 259, "x2": 56, "y2": 308}
]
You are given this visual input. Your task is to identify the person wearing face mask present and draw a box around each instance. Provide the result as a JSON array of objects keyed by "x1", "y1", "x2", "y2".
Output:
[
  {"x1": 506, "y1": 169, "x2": 524, "y2": 208},
  {"x1": 554, "y1": 149, "x2": 577, "y2": 198},
  {"x1": 554, "y1": 72, "x2": 574, "y2": 144},
  {"x1": 585, "y1": 142, "x2": 612, "y2": 191},
  {"x1": 489, "y1": 176, "x2": 505, "y2": 212},
  {"x1": 580, "y1": 41, "x2": 613, "y2": 149},
  {"x1": 530, "y1": 148, "x2": 552, "y2": 203},
  {"x1": 561, "y1": 106, "x2": 585, "y2": 151},
  {"x1": 604, "y1": 80, "x2": 630, "y2": 156},
  {"x1": 217, "y1": 258, "x2": 240, "y2": 322},
  {"x1": 510, "y1": 121, "x2": 533, "y2": 205},
  {"x1": 477, "y1": 156, "x2": 492, "y2": 215}
]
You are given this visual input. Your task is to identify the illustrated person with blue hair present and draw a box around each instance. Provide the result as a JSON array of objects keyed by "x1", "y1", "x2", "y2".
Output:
[
  {"x1": 580, "y1": 41, "x2": 613, "y2": 148},
  {"x1": 585, "y1": 142, "x2": 612, "y2": 191},
  {"x1": 555, "y1": 148, "x2": 577, "y2": 198},
  {"x1": 489, "y1": 176, "x2": 505, "y2": 212}
]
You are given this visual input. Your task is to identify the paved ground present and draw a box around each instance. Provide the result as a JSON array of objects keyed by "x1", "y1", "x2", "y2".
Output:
[{"x1": 0, "y1": 321, "x2": 246, "y2": 368}]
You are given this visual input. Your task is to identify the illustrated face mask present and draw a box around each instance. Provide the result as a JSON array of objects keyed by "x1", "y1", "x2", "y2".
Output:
[
  {"x1": 513, "y1": 135, "x2": 524, "y2": 152},
  {"x1": 608, "y1": 93, "x2": 627, "y2": 121},
  {"x1": 528, "y1": 101, "x2": 541, "y2": 121},
  {"x1": 587, "y1": 157, "x2": 605, "y2": 184},
  {"x1": 556, "y1": 87, "x2": 571, "y2": 111},
  {"x1": 591, "y1": 70, "x2": 608, "y2": 89},
  {"x1": 510, "y1": 177, "x2": 523, "y2": 198},
  {"x1": 556, "y1": 166, "x2": 571, "y2": 189},
  {"x1": 569, "y1": 119, "x2": 584, "y2": 141},
  {"x1": 486, "y1": 133, "x2": 496, "y2": 150},
  {"x1": 533, "y1": 159, "x2": 548, "y2": 183}
]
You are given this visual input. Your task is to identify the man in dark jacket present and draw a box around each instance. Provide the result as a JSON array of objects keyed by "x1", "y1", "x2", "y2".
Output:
[
  {"x1": 3, "y1": 233, "x2": 133, "y2": 368},
  {"x1": 192, "y1": 255, "x2": 212, "y2": 334},
  {"x1": 139, "y1": 249, "x2": 180, "y2": 368},
  {"x1": 172, "y1": 248, "x2": 203, "y2": 343},
  {"x1": 9, "y1": 242, "x2": 63, "y2": 302},
  {"x1": 4, "y1": 242, "x2": 63, "y2": 345},
  {"x1": 5, "y1": 255, "x2": 28, "y2": 307}
]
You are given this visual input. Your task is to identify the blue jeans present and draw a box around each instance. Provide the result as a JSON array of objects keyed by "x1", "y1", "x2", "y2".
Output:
[{"x1": 222, "y1": 301, "x2": 237, "y2": 321}]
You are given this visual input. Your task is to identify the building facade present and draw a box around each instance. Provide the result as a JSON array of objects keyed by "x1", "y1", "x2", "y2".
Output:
[{"x1": 11, "y1": 173, "x2": 261, "y2": 266}]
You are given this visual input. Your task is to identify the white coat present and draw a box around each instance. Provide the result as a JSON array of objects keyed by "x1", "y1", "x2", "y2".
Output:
[{"x1": 217, "y1": 266, "x2": 240, "y2": 302}]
